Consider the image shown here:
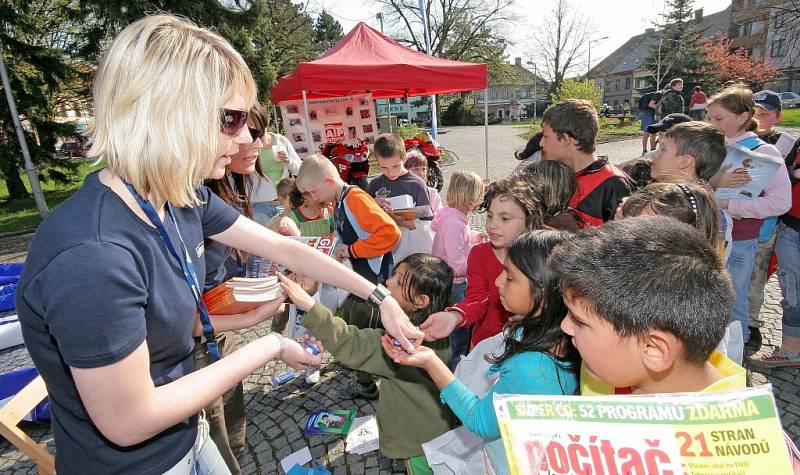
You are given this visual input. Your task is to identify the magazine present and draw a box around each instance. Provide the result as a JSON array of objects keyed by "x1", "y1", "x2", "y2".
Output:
[
  {"x1": 493, "y1": 387, "x2": 793, "y2": 475},
  {"x1": 303, "y1": 409, "x2": 356, "y2": 436},
  {"x1": 247, "y1": 235, "x2": 338, "y2": 278},
  {"x1": 714, "y1": 143, "x2": 784, "y2": 201}
]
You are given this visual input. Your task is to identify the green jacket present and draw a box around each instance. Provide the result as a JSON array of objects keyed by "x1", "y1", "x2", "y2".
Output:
[{"x1": 302, "y1": 302, "x2": 457, "y2": 459}]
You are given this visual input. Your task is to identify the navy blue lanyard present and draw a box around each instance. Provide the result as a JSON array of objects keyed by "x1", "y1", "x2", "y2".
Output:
[{"x1": 124, "y1": 182, "x2": 220, "y2": 361}]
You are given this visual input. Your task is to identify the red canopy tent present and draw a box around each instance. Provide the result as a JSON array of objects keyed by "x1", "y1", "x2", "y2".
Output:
[{"x1": 270, "y1": 22, "x2": 491, "y2": 174}]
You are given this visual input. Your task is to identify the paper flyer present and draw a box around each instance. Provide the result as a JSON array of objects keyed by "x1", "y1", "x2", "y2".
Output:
[
  {"x1": 714, "y1": 144, "x2": 784, "y2": 201},
  {"x1": 493, "y1": 387, "x2": 793, "y2": 475}
]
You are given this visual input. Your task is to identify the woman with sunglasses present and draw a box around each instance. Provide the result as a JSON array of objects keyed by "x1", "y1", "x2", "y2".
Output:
[
  {"x1": 198, "y1": 103, "x2": 273, "y2": 475},
  {"x1": 15, "y1": 15, "x2": 421, "y2": 475}
]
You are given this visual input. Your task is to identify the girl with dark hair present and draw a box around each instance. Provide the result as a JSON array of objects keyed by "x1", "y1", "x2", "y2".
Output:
[
  {"x1": 522, "y1": 160, "x2": 583, "y2": 231},
  {"x1": 513, "y1": 131, "x2": 543, "y2": 174},
  {"x1": 279, "y1": 254, "x2": 457, "y2": 474},
  {"x1": 383, "y1": 230, "x2": 580, "y2": 439}
]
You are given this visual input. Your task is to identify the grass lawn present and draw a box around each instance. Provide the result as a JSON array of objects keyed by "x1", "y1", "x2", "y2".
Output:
[
  {"x1": 518, "y1": 118, "x2": 642, "y2": 142},
  {"x1": 779, "y1": 108, "x2": 800, "y2": 127},
  {"x1": 0, "y1": 160, "x2": 103, "y2": 233}
]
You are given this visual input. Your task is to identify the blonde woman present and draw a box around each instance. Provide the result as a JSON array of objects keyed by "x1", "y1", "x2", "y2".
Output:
[{"x1": 15, "y1": 15, "x2": 421, "y2": 474}]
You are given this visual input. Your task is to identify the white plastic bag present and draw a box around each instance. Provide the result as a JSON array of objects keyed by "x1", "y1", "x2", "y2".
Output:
[{"x1": 717, "y1": 321, "x2": 744, "y2": 365}]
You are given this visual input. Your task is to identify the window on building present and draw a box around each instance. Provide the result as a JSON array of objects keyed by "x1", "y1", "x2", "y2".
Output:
[
  {"x1": 741, "y1": 22, "x2": 752, "y2": 36},
  {"x1": 775, "y1": 11, "x2": 790, "y2": 29},
  {"x1": 615, "y1": 78, "x2": 621, "y2": 91},
  {"x1": 490, "y1": 89, "x2": 497, "y2": 99},
  {"x1": 624, "y1": 78, "x2": 631, "y2": 90},
  {"x1": 772, "y1": 38, "x2": 787, "y2": 57},
  {"x1": 751, "y1": 21, "x2": 763, "y2": 35}
]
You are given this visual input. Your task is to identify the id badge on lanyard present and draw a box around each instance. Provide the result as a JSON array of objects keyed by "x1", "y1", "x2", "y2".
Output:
[{"x1": 124, "y1": 182, "x2": 220, "y2": 361}]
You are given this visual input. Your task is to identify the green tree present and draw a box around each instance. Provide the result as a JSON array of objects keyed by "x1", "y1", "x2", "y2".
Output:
[
  {"x1": 1, "y1": 1, "x2": 87, "y2": 201},
  {"x1": 313, "y1": 10, "x2": 343, "y2": 52},
  {"x1": 550, "y1": 79, "x2": 602, "y2": 111},
  {"x1": 375, "y1": 0, "x2": 513, "y2": 74},
  {"x1": 642, "y1": 0, "x2": 711, "y2": 92}
]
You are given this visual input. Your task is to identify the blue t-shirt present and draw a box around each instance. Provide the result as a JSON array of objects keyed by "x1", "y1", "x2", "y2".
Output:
[{"x1": 15, "y1": 171, "x2": 239, "y2": 474}]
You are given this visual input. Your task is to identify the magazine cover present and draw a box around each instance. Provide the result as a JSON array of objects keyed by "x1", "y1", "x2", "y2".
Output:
[
  {"x1": 247, "y1": 235, "x2": 338, "y2": 278},
  {"x1": 714, "y1": 143, "x2": 784, "y2": 201},
  {"x1": 303, "y1": 409, "x2": 356, "y2": 436},
  {"x1": 493, "y1": 387, "x2": 793, "y2": 475}
]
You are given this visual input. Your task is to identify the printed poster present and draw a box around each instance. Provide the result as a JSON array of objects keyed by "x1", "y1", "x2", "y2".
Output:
[
  {"x1": 279, "y1": 93, "x2": 377, "y2": 158},
  {"x1": 493, "y1": 387, "x2": 793, "y2": 475}
]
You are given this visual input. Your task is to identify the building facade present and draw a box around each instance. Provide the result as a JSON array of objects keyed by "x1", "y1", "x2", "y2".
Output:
[{"x1": 588, "y1": 7, "x2": 731, "y2": 110}]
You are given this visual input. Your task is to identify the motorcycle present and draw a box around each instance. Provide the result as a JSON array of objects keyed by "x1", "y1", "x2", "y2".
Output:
[
  {"x1": 404, "y1": 132, "x2": 444, "y2": 192},
  {"x1": 319, "y1": 140, "x2": 371, "y2": 190}
]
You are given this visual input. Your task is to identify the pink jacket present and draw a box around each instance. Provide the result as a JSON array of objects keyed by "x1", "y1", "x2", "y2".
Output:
[
  {"x1": 727, "y1": 132, "x2": 792, "y2": 219},
  {"x1": 431, "y1": 207, "x2": 481, "y2": 284}
]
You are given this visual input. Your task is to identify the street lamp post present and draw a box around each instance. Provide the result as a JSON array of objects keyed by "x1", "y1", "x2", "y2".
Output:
[
  {"x1": 587, "y1": 36, "x2": 609, "y2": 76},
  {"x1": 526, "y1": 61, "x2": 538, "y2": 119},
  {"x1": 376, "y1": 13, "x2": 384, "y2": 33}
]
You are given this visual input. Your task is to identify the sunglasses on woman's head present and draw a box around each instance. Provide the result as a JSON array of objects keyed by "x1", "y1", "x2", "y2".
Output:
[
  {"x1": 249, "y1": 127, "x2": 265, "y2": 142},
  {"x1": 221, "y1": 109, "x2": 248, "y2": 136}
]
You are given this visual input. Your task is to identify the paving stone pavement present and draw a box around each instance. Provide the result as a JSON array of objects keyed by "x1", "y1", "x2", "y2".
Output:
[{"x1": 2, "y1": 127, "x2": 799, "y2": 473}]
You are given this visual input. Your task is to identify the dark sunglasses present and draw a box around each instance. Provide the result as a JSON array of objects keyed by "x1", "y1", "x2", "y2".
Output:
[
  {"x1": 249, "y1": 127, "x2": 265, "y2": 142},
  {"x1": 221, "y1": 109, "x2": 248, "y2": 136}
]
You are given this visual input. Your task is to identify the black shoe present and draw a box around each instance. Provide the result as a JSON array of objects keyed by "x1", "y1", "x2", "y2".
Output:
[
  {"x1": 745, "y1": 326, "x2": 762, "y2": 350},
  {"x1": 642, "y1": 149, "x2": 648, "y2": 156},
  {"x1": 338, "y1": 380, "x2": 379, "y2": 400}
]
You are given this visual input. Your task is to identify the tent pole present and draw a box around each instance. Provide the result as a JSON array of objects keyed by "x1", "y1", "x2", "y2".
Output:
[
  {"x1": 406, "y1": 92, "x2": 412, "y2": 124},
  {"x1": 484, "y1": 88, "x2": 489, "y2": 179},
  {"x1": 301, "y1": 90, "x2": 312, "y2": 148},
  {"x1": 388, "y1": 99, "x2": 393, "y2": 134}
]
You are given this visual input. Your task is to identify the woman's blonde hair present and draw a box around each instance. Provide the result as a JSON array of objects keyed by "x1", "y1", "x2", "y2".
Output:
[
  {"x1": 446, "y1": 170, "x2": 485, "y2": 210},
  {"x1": 707, "y1": 86, "x2": 759, "y2": 133},
  {"x1": 87, "y1": 14, "x2": 257, "y2": 207}
]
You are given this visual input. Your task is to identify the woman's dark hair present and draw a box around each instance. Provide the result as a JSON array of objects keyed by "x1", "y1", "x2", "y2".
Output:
[
  {"x1": 489, "y1": 230, "x2": 580, "y2": 393},
  {"x1": 694, "y1": 86, "x2": 702, "y2": 92},
  {"x1": 206, "y1": 103, "x2": 270, "y2": 218},
  {"x1": 395, "y1": 253, "x2": 453, "y2": 326},
  {"x1": 515, "y1": 132, "x2": 543, "y2": 160},
  {"x1": 620, "y1": 158, "x2": 653, "y2": 192}
]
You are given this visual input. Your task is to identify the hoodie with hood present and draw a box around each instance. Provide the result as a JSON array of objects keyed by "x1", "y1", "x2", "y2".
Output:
[{"x1": 431, "y1": 206, "x2": 482, "y2": 284}]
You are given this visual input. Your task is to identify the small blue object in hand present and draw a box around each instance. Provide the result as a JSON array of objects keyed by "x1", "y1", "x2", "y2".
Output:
[
  {"x1": 390, "y1": 337, "x2": 417, "y2": 348},
  {"x1": 304, "y1": 341, "x2": 321, "y2": 356}
]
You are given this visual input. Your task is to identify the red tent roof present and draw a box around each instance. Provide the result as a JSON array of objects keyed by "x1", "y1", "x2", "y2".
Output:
[{"x1": 270, "y1": 22, "x2": 487, "y2": 103}]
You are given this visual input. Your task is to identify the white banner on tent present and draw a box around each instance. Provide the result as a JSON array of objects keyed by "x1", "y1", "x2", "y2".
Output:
[{"x1": 279, "y1": 93, "x2": 377, "y2": 159}]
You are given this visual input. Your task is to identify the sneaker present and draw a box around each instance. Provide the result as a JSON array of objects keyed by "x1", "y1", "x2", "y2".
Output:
[
  {"x1": 338, "y1": 379, "x2": 379, "y2": 400},
  {"x1": 745, "y1": 326, "x2": 762, "y2": 350},
  {"x1": 748, "y1": 348, "x2": 800, "y2": 368},
  {"x1": 305, "y1": 368, "x2": 320, "y2": 385}
]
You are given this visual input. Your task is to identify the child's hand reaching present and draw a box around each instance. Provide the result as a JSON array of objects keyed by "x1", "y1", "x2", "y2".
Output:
[
  {"x1": 380, "y1": 335, "x2": 436, "y2": 369},
  {"x1": 277, "y1": 273, "x2": 316, "y2": 312}
]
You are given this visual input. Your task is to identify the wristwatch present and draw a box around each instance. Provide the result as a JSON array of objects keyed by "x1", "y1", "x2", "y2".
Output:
[{"x1": 368, "y1": 284, "x2": 391, "y2": 307}]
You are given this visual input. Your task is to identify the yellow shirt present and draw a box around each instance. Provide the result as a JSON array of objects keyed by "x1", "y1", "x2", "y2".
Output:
[{"x1": 580, "y1": 350, "x2": 746, "y2": 396}]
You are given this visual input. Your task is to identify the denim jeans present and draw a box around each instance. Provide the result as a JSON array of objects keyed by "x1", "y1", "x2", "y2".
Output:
[
  {"x1": 164, "y1": 415, "x2": 231, "y2": 475},
  {"x1": 448, "y1": 281, "x2": 470, "y2": 370},
  {"x1": 251, "y1": 202, "x2": 284, "y2": 227},
  {"x1": 775, "y1": 224, "x2": 800, "y2": 340},
  {"x1": 727, "y1": 238, "x2": 758, "y2": 342}
]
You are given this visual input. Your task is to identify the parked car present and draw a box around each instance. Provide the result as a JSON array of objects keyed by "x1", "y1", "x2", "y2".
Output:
[
  {"x1": 59, "y1": 142, "x2": 87, "y2": 158},
  {"x1": 779, "y1": 92, "x2": 800, "y2": 109}
]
